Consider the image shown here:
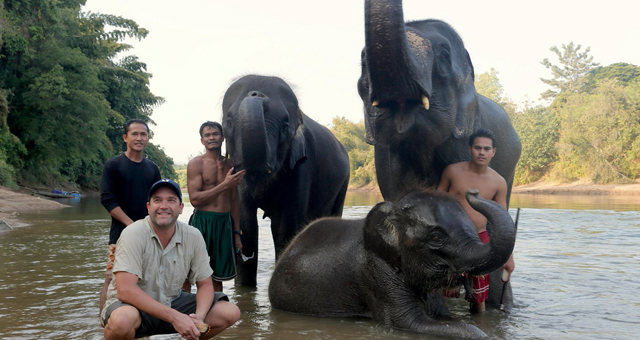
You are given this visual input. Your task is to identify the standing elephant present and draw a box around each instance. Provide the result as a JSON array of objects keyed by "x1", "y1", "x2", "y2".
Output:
[
  {"x1": 357, "y1": 0, "x2": 521, "y2": 203},
  {"x1": 222, "y1": 75, "x2": 350, "y2": 286},
  {"x1": 358, "y1": 0, "x2": 520, "y2": 307},
  {"x1": 269, "y1": 190, "x2": 517, "y2": 339}
]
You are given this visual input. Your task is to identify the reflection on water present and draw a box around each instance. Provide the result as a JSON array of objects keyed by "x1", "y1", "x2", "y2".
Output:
[{"x1": 1, "y1": 192, "x2": 640, "y2": 339}]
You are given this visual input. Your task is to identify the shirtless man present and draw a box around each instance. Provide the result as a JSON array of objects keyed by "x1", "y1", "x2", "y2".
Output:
[
  {"x1": 187, "y1": 121, "x2": 245, "y2": 292},
  {"x1": 438, "y1": 128, "x2": 515, "y2": 313}
]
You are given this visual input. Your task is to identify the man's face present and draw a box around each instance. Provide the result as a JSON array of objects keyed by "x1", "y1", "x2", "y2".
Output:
[
  {"x1": 201, "y1": 126, "x2": 224, "y2": 151},
  {"x1": 123, "y1": 123, "x2": 149, "y2": 152},
  {"x1": 147, "y1": 187, "x2": 184, "y2": 229},
  {"x1": 468, "y1": 137, "x2": 496, "y2": 166}
]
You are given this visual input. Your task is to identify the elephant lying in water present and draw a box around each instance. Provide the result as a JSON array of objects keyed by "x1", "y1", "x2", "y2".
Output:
[{"x1": 269, "y1": 190, "x2": 516, "y2": 339}]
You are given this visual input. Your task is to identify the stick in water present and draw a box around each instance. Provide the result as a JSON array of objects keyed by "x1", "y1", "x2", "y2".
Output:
[{"x1": 499, "y1": 207, "x2": 520, "y2": 312}]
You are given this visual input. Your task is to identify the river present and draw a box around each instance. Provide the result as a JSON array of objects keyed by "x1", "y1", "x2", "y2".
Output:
[{"x1": 0, "y1": 192, "x2": 639, "y2": 339}]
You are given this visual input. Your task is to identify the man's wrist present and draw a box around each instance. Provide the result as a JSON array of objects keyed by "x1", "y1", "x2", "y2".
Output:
[{"x1": 233, "y1": 230, "x2": 242, "y2": 236}]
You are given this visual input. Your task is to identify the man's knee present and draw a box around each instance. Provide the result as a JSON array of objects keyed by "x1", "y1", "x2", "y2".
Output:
[
  {"x1": 104, "y1": 306, "x2": 140, "y2": 335},
  {"x1": 206, "y1": 301, "x2": 240, "y2": 327}
]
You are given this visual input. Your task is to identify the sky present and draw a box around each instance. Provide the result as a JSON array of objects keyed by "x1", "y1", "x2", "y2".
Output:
[{"x1": 82, "y1": 0, "x2": 640, "y2": 165}]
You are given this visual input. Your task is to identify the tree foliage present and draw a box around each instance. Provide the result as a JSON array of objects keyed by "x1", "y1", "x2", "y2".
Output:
[
  {"x1": 329, "y1": 117, "x2": 376, "y2": 187},
  {"x1": 540, "y1": 42, "x2": 600, "y2": 100},
  {"x1": 0, "y1": 0, "x2": 174, "y2": 188}
]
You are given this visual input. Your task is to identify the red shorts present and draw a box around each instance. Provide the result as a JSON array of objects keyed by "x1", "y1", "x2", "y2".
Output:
[{"x1": 467, "y1": 230, "x2": 490, "y2": 303}]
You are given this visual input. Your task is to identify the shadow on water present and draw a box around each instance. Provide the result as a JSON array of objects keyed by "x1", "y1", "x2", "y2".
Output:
[{"x1": 1, "y1": 191, "x2": 640, "y2": 339}]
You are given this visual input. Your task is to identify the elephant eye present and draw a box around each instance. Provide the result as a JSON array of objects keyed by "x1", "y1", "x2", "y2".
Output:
[{"x1": 427, "y1": 228, "x2": 447, "y2": 248}]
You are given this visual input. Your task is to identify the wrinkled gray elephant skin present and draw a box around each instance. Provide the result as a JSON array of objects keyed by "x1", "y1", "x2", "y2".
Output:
[
  {"x1": 269, "y1": 190, "x2": 516, "y2": 339},
  {"x1": 358, "y1": 0, "x2": 521, "y2": 307},
  {"x1": 222, "y1": 75, "x2": 350, "y2": 286}
]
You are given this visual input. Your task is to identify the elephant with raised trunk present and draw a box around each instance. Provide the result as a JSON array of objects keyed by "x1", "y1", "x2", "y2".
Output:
[
  {"x1": 222, "y1": 75, "x2": 350, "y2": 286},
  {"x1": 269, "y1": 189, "x2": 517, "y2": 339},
  {"x1": 358, "y1": 0, "x2": 521, "y2": 203},
  {"x1": 358, "y1": 0, "x2": 520, "y2": 308}
]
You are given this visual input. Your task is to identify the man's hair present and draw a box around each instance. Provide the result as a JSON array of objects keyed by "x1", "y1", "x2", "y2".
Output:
[
  {"x1": 199, "y1": 121, "x2": 223, "y2": 137},
  {"x1": 124, "y1": 119, "x2": 149, "y2": 134},
  {"x1": 469, "y1": 128, "x2": 497, "y2": 147}
]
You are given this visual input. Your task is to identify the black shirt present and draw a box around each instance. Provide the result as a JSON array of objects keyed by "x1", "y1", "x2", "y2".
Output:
[{"x1": 100, "y1": 154, "x2": 161, "y2": 244}]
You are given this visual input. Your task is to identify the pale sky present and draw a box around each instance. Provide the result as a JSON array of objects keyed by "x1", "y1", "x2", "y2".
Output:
[{"x1": 82, "y1": 0, "x2": 640, "y2": 165}]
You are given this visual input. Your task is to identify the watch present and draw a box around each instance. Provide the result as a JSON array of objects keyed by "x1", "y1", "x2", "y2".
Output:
[{"x1": 233, "y1": 230, "x2": 242, "y2": 236}]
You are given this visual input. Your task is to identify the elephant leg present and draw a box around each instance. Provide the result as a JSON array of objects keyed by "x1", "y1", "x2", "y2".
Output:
[
  {"x1": 236, "y1": 203, "x2": 259, "y2": 287},
  {"x1": 486, "y1": 268, "x2": 513, "y2": 310}
]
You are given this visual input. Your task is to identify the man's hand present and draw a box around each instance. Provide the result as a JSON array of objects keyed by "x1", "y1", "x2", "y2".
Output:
[
  {"x1": 501, "y1": 254, "x2": 515, "y2": 277},
  {"x1": 172, "y1": 312, "x2": 201, "y2": 340},
  {"x1": 234, "y1": 234, "x2": 243, "y2": 253},
  {"x1": 221, "y1": 167, "x2": 245, "y2": 189}
]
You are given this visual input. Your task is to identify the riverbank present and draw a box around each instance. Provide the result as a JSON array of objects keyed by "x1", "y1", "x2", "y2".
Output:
[
  {"x1": 0, "y1": 186, "x2": 69, "y2": 228},
  {"x1": 512, "y1": 180, "x2": 640, "y2": 195}
]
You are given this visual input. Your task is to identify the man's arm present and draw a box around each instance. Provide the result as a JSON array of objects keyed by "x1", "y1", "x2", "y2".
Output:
[
  {"x1": 115, "y1": 271, "x2": 201, "y2": 339},
  {"x1": 189, "y1": 277, "x2": 215, "y2": 323},
  {"x1": 437, "y1": 166, "x2": 453, "y2": 192},
  {"x1": 101, "y1": 161, "x2": 134, "y2": 226}
]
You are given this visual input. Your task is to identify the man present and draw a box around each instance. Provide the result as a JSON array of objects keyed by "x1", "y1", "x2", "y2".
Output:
[
  {"x1": 101, "y1": 179, "x2": 240, "y2": 339},
  {"x1": 438, "y1": 128, "x2": 515, "y2": 313},
  {"x1": 100, "y1": 119, "x2": 161, "y2": 314},
  {"x1": 187, "y1": 121, "x2": 245, "y2": 292}
]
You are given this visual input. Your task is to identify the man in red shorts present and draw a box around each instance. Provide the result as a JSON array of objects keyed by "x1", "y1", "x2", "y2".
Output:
[{"x1": 438, "y1": 128, "x2": 515, "y2": 313}]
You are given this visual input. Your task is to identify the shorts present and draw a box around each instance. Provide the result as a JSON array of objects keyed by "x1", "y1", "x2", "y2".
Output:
[
  {"x1": 101, "y1": 291, "x2": 229, "y2": 337},
  {"x1": 467, "y1": 230, "x2": 490, "y2": 304},
  {"x1": 105, "y1": 244, "x2": 116, "y2": 275},
  {"x1": 191, "y1": 210, "x2": 237, "y2": 281}
]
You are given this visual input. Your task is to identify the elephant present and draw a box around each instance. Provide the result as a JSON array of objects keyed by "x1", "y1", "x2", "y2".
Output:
[
  {"x1": 222, "y1": 75, "x2": 350, "y2": 286},
  {"x1": 357, "y1": 0, "x2": 521, "y2": 307},
  {"x1": 269, "y1": 189, "x2": 516, "y2": 339}
]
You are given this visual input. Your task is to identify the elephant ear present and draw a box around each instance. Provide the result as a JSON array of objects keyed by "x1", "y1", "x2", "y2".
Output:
[
  {"x1": 363, "y1": 202, "x2": 402, "y2": 270},
  {"x1": 454, "y1": 50, "x2": 480, "y2": 139},
  {"x1": 288, "y1": 109, "x2": 307, "y2": 169}
]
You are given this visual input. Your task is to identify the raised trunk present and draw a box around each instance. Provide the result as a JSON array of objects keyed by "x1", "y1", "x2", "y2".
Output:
[
  {"x1": 462, "y1": 189, "x2": 516, "y2": 275},
  {"x1": 365, "y1": 0, "x2": 411, "y2": 103},
  {"x1": 236, "y1": 96, "x2": 270, "y2": 173},
  {"x1": 364, "y1": 0, "x2": 432, "y2": 134}
]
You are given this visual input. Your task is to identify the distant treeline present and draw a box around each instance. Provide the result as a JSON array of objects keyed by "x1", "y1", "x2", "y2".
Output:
[
  {"x1": 0, "y1": 1, "x2": 175, "y2": 189},
  {"x1": 331, "y1": 43, "x2": 640, "y2": 187}
]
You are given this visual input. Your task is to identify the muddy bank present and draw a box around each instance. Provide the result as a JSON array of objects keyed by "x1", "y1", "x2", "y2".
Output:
[
  {"x1": 512, "y1": 181, "x2": 640, "y2": 196},
  {"x1": 0, "y1": 186, "x2": 69, "y2": 228}
]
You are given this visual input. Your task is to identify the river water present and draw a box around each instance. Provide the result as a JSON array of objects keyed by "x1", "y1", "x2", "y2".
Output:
[{"x1": 1, "y1": 192, "x2": 639, "y2": 340}]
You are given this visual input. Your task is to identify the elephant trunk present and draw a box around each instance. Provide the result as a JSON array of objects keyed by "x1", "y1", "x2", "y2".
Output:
[
  {"x1": 462, "y1": 189, "x2": 516, "y2": 275},
  {"x1": 235, "y1": 96, "x2": 271, "y2": 173},
  {"x1": 364, "y1": 0, "x2": 432, "y2": 133}
]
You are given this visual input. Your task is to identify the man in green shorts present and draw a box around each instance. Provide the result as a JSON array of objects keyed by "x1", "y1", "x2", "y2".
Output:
[{"x1": 187, "y1": 121, "x2": 245, "y2": 292}]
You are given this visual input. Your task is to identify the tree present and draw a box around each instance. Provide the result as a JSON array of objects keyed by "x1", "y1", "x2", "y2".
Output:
[
  {"x1": 0, "y1": 1, "x2": 174, "y2": 188},
  {"x1": 540, "y1": 42, "x2": 599, "y2": 100},
  {"x1": 329, "y1": 117, "x2": 376, "y2": 187},
  {"x1": 475, "y1": 67, "x2": 504, "y2": 104},
  {"x1": 551, "y1": 79, "x2": 640, "y2": 183}
]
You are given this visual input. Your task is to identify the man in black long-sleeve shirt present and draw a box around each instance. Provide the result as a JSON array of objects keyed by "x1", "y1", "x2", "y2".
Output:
[{"x1": 99, "y1": 119, "x2": 161, "y2": 316}]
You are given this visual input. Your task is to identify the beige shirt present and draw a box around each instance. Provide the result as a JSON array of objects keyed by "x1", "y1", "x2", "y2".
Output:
[{"x1": 101, "y1": 216, "x2": 213, "y2": 319}]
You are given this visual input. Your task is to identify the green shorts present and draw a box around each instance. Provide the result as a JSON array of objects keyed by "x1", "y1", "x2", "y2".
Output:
[{"x1": 191, "y1": 210, "x2": 237, "y2": 281}]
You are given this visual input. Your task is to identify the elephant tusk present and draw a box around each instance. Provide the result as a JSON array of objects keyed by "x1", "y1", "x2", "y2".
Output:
[
  {"x1": 267, "y1": 168, "x2": 272, "y2": 174},
  {"x1": 421, "y1": 95, "x2": 430, "y2": 111},
  {"x1": 372, "y1": 100, "x2": 379, "y2": 107}
]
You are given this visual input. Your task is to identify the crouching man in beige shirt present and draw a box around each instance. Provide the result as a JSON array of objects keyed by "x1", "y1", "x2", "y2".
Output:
[{"x1": 101, "y1": 179, "x2": 240, "y2": 340}]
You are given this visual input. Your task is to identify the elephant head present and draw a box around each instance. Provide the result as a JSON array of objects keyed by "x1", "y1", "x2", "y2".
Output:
[
  {"x1": 222, "y1": 75, "x2": 307, "y2": 186},
  {"x1": 363, "y1": 189, "x2": 515, "y2": 293},
  {"x1": 357, "y1": 0, "x2": 478, "y2": 147}
]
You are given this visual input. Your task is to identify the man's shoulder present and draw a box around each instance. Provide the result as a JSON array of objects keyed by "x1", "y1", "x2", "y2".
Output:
[
  {"x1": 177, "y1": 220, "x2": 205, "y2": 241},
  {"x1": 445, "y1": 161, "x2": 469, "y2": 174},
  {"x1": 104, "y1": 153, "x2": 125, "y2": 166}
]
